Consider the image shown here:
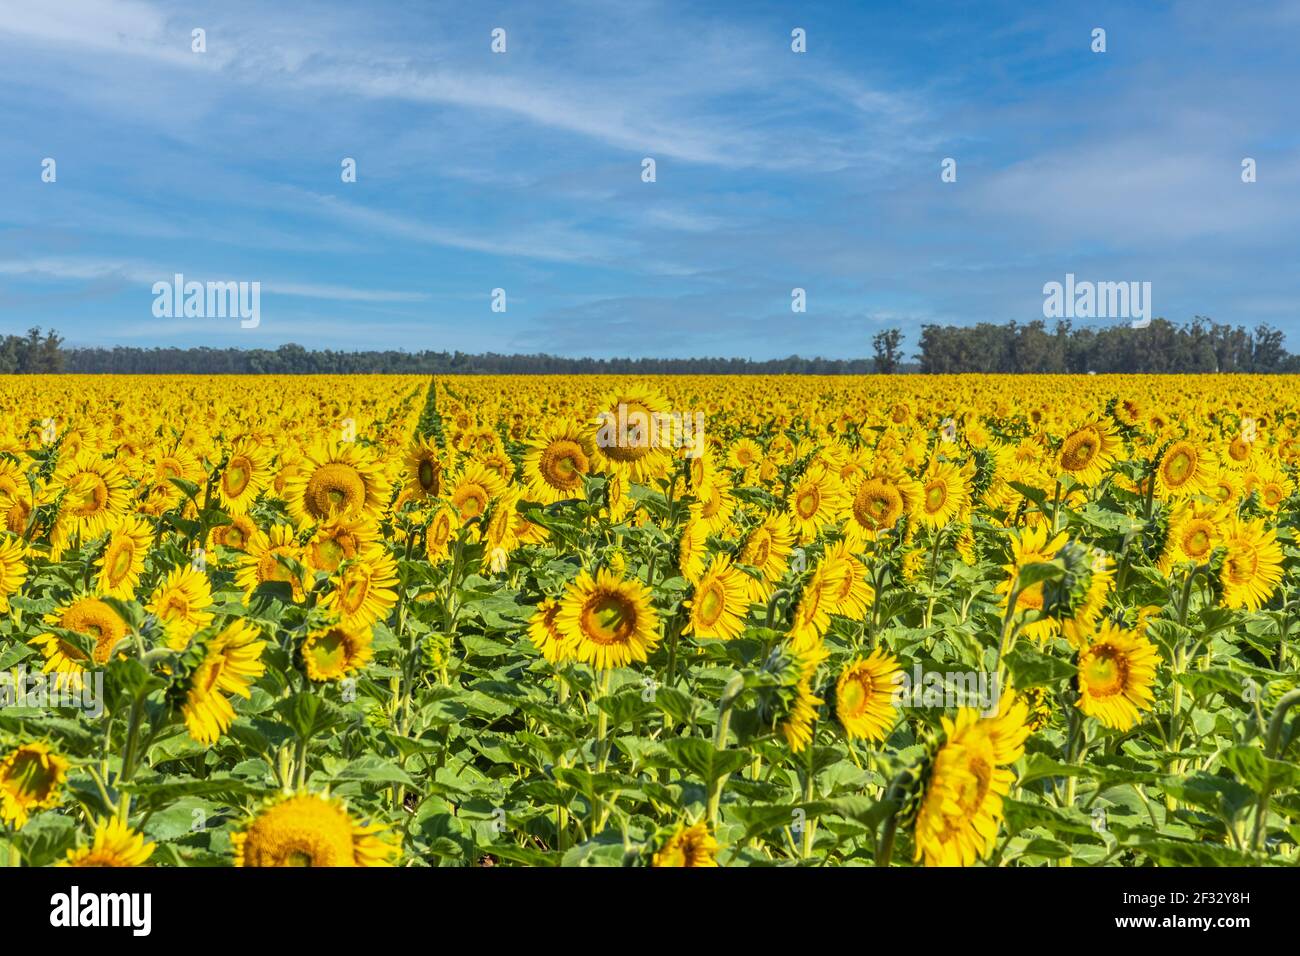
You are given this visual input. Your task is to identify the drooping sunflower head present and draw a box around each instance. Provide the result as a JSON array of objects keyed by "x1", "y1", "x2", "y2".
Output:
[
  {"x1": 211, "y1": 514, "x2": 258, "y2": 553},
  {"x1": 423, "y1": 504, "x2": 461, "y2": 565},
  {"x1": 555, "y1": 567, "x2": 661, "y2": 670},
  {"x1": 737, "y1": 513, "x2": 793, "y2": 602},
  {"x1": 173, "y1": 618, "x2": 267, "y2": 746},
  {"x1": 232, "y1": 792, "x2": 399, "y2": 867},
  {"x1": 236, "y1": 523, "x2": 308, "y2": 604},
  {"x1": 304, "y1": 515, "x2": 374, "y2": 575},
  {"x1": 0, "y1": 741, "x2": 69, "y2": 828},
  {"x1": 820, "y1": 540, "x2": 874, "y2": 620},
  {"x1": 677, "y1": 518, "x2": 710, "y2": 585}
]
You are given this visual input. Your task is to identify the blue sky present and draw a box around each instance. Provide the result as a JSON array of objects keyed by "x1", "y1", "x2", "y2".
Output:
[{"x1": 1, "y1": 0, "x2": 1298, "y2": 359}]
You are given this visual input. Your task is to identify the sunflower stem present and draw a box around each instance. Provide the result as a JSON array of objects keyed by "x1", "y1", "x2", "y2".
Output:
[{"x1": 1251, "y1": 689, "x2": 1300, "y2": 852}]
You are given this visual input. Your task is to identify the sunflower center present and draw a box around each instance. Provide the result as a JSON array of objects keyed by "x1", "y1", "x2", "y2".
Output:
[
  {"x1": 541, "y1": 440, "x2": 588, "y2": 489},
  {"x1": 795, "y1": 486, "x2": 820, "y2": 519},
  {"x1": 305, "y1": 463, "x2": 367, "y2": 518},
  {"x1": 696, "y1": 582, "x2": 725, "y2": 626},
  {"x1": 581, "y1": 594, "x2": 635, "y2": 644},
  {"x1": 224, "y1": 458, "x2": 251, "y2": 496},
  {"x1": 68, "y1": 473, "x2": 109, "y2": 516},
  {"x1": 924, "y1": 481, "x2": 947, "y2": 513},
  {"x1": 1082, "y1": 645, "x2": 1128, "y2": 697}
]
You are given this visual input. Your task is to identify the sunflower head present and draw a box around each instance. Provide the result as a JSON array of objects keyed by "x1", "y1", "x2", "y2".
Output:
[
  {"x1": 0, "y1": 741, "x2": 69, "y2": 827},
  {"x1": 232, "y1": 792, "x2": 399, "y2": 867}
]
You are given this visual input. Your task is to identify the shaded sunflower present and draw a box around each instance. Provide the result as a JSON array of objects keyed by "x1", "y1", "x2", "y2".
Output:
[
  {"x1": 301, "y1": 624, "x2": 374, "y2": 681},
  {"x1": 423, "y1": 503, "x2": 460, "y2": 565},
  {"x1": 527, "y1": 597, "x2": 572, "y2": 664},
  {"x1": 737, "y1": 513, "x2": 793, "y2": 603},
  {"x1": 0, "y1": 741, "x2": 69, "y2": 828},
  {"x1": 236, "y1": 523, "x2": 308, "y2": 603},
  {"x1": 404, "y1": 434, "x2": 451, "y2": 501},
  {"x1": 318, "y1": 546, "x2": 399, "y2": 630},
  {"x1": 1056, "y1": 420, "x2": 1120, "y2": 487},
  {"x1": 30, "y1": 596, "x2": 129, "y2": 689}
]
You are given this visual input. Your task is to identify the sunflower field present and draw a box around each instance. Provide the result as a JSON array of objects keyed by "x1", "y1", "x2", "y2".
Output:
[{"x1": 0, "y1": 372, "x2": 1298, "y2": 868}]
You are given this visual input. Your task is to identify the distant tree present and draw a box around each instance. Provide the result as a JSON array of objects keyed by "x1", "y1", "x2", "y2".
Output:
[{"x1": 872, "y1": 329, "x2": 903, "y2": 373}]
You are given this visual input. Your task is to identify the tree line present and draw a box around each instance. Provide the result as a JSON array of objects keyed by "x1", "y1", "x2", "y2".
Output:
[
  {"x1": 911, "y1": 318, "x2": 1294, "y2": 374},
  {"x1": 2, "y1": 319, "x2": 1295, "y2": 375}
]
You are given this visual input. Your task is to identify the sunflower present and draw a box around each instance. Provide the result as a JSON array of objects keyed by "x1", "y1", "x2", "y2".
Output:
[
  {"x1": 211, "y1": 514, "x2": 258, "y2": 553},
  {"x1": 216, "y1": 441, "x2": 273, "y2": 516},
  {"x1": 0, "y1": 534, "x2": 29, "y2": 612},
  {"x1": 556, "y1": 567, "x2": 660, "y2": 670},
  {"x1": 448, "y1": 461, "x2": 507, "y2": 524},
  {"x1": 58, "y1": 818, "x2": 155, "y2": 867},
  {"x1": 786, "y1": 462, "x2": 847, "y2": 543},
  {"x1": 527, "y1": 597, "x2": 572, "y2": 664},
  {"x1": 1056, "y1": 420, "x2": 1121, "y2": 487},
  {"x1": 590, "y1": 385, "x2": 674, "y2": 483},
  {"x1": 481, "y1": 488, "x2": 522, "y2": 573},
  {"x1": 1155, "y1": 439, "x2": 1217, "y2": 499},
  {"x1": 726, "y1": 438, "x2": 763, "y2": 473},
  {"x1": 689, "y1": 472, "x2": 736, "y2": 535},
  {"x1": 94, "y1": 514, "x2": 152, "y2": 598},
  {"x1": 777, "y1": 640, "x2": 828, "y2": 753},
  {"x1": 834, "y1": 647, "x2": 901, "y2": 742},
  {"x1": 146, "y1": 564, "x2": 215, "y2": 650},
  {"x1": 912, "y1": 693, "x2": 1029, "y2": 867},
  {"x1": 304, "y1": 515, "x2": 373, "y2": 575},
  {"x1": 153, "y1": 444, "x2": 204, "y2": 487},
  {"x1": 404, "y1": 434, "x2": 451, "y2": 500},
  {"x1": 0, "y1": 458, "x2": 33, "y2": 534},
  {"x1": 737, "y1": 513, "x2": 793, "y2": 602},
  {"x1": 677, "y1": 518, "x2": 710, "y2": 585},
  {"x1": 1219, "y1": 517, "x2": 1284, "y2": 610},
  {"x1": 523, "y1": 420, "x2": 592, "y2": 504},
  {"x1": 301, "y1": 624, "x2": 374, "y2": 681},
  {"x1": 1075, "y1": 621, "x2": 1161, "y2": 731},
  {"x1": 178, "y1": 619, "x2": 267, "y2": 745},
  {"x1": 998, "y1": 525, "x2": 1069, "y2": 643},
  {"x1": 1157, "y1": 503, "x2": 1220, "y2": 574},
  {"x1": 789, "y1": 563, "x2": 834, "y2": 649},
  {"x1": 820, "y1": 541, "x2": 874, "y2": 620},
  {"x1": 30, "y1": 596, "x2": 128, "y2": 688},
  {"x1": 0, "y1": 741, "x2": 69, "y2": 828},
  {"x1": 284, "y1": 441, "x2": 390, "y2": 526},
  {"x1": 845, "y1": 473, "x2": 913, "y2": 545},
  {"x1": 318, "y1": 547, "x2": 399, "y2": 630},
  {"x1": 652, "y1": 821, "x2": 720, "y2": 867},
  {"x1": 236, "y1": 523, "x2": 308, "y2": 603},
  {"x1": 913, "y1": 459, "x2": 969, "y2": 528},
  {"x1": 1243, "y1": 461, "x2": 1293, "y2": 512},
  {"x1": 48, "y1": 450, "x2": 130, "y2": 540},
  {"x1": 424, "y1": 504, "x2": 460, "y2": 565},
  {"x1": 232, "y1": 792, "x2": 398, "y2": 867},
  {"x1": 683, "y1": 554, "x2": 750, "y2": 640}
]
